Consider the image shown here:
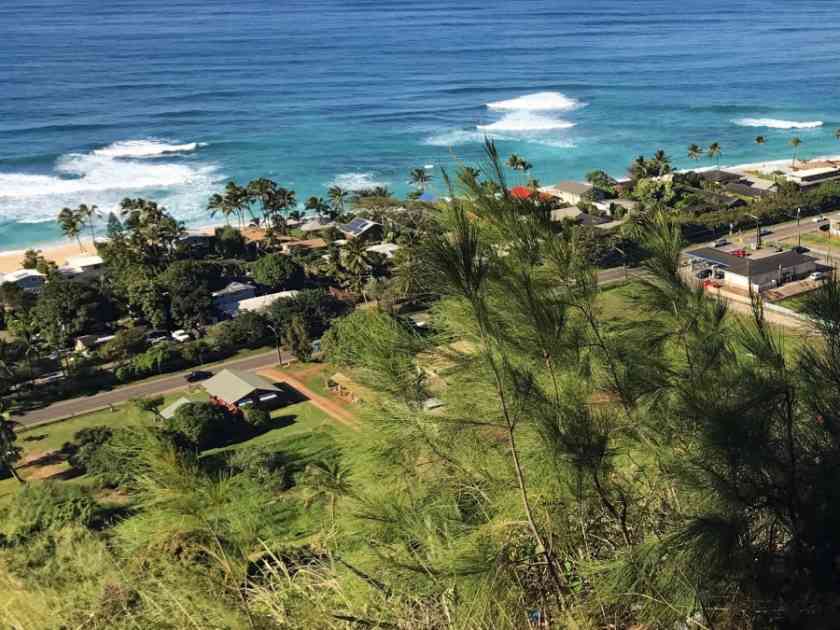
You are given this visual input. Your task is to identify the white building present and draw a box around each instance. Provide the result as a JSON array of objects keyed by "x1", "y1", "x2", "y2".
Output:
[
  {"x1": 687, "y1": 248, "x2": 818, "y2": 292},
  {"x1": 1, "y1": 269, "x2": 46, "y2": 293},
  {"x1": 540, "y1": 181, "x2": 594, "y2": 205},
  {"x1": 61, "y1": 254, "x2": 104, "y2": 277},
  {"x1": 365, "y1": 243, "x2": 400, "y2": 259},
  {"x1": 236, "y1": 290, "x2": 300, "y2": 314}
]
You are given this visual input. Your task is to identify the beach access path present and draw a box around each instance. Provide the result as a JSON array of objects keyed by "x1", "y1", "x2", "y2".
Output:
[{"x1": 15, "y1": 349, "x2": 292, "y2": 428}]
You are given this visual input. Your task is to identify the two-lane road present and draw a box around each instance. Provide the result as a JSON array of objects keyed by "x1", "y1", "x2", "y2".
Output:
[{"x1": 16, "y1": 349, "x2": 291, "y2": 427}]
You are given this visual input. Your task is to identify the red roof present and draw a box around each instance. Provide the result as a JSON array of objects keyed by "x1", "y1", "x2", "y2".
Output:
[{"x1": 511, "y1": 186, "x2": 533, "y2": 199}]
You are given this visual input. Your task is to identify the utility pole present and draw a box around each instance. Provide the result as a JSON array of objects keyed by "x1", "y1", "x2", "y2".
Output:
[{"x1": 796, "y1": 207, "x2": 801, "y2": 249}]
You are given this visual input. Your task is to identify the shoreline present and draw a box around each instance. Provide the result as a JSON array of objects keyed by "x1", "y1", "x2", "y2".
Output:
[{"x1": 3, "y1": 153, "x2": 840, "y2": 275}]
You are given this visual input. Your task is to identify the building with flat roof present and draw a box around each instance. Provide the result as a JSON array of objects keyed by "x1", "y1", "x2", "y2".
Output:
[
  {"x1": 540, "y1": 181, "x2": 594, "y2": 205},
  {"x1": 236, "y1": 290, "x2": 300, "y2": 314},
  {"x1": 788, "y1": 166, "x2": 840, "y2": 187},
  {"x1": 212, "y1": 281, "x2": 257, "y2": 318},
  {"x1": 687, "y1": 248, "x2": 818, "y2": 292}
]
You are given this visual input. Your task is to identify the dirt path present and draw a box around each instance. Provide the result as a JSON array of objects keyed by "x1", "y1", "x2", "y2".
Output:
[{"x1": 258, "y1": 368, "x2": 360, "y2": 430}]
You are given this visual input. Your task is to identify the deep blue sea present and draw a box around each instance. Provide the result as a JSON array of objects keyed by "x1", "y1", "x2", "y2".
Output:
[{"x1": 2, "y1": 0, "x2": 840, "y2": 250}]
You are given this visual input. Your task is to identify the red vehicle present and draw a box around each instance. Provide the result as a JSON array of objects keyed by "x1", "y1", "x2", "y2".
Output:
[{"x1": 731, "y1": 249, "x2": 749, "y2": 258}]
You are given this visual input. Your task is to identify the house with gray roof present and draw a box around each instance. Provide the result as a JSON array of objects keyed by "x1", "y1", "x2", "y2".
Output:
[{"x1": 202, "y1": 369, "x2": 282, "y2": 408}]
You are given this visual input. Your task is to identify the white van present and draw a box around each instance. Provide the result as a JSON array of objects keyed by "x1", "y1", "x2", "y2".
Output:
[{"x1": 712, "y1": 239, "x2": 728, "y2": 248}]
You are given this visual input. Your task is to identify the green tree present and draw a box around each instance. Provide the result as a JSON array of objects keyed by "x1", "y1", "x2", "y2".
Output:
[
  {"x1": 132, "y1": 396, "x2": 165, "y2": 421},
  {"x1": 408, "y1": 167, "x2": 431, "y2": 192},
  {"x1": 251, "y1": 254, "x2": 303, "y2": 290},
  {"x1": 790, "y1": 135, "x2": 802, "y2": 166},
  {"x1": 161, "y1": 261, "x2": 213, "y2": 329},
  {"x1": 32, "y1": 279, "x2": 96, "y2": 372},
  {"x1": 57, "y1": 206, "x2": 84, "y2": 251},
  {"x1": 301, "y1": 461, "x2": 352, "y2": 524},
  {"x1": 687, "y1": 143, "x2": 703, "y2": 161},
  {"x1": 283, "y1": 314, "x2": 312, "y2": 362},
  {"x1": 167, "y1": 402, "x2": 230, "y2": 450},
  {"x1": 0, "y1": 413, "x2": 23, "y2": 483},
  {"x1": 708, "y1": 142, "x2": 722, "y2": 169},
  {"x1": 328, "y1": 185, "x2": 348, "y2": 218}
]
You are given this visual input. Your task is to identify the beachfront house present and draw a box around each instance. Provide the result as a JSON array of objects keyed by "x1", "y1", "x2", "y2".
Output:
[
  {"x1": 787, "y1": 166, "x2": 840, "y2": 188},
  {"x1": 212, "y1": 281, "x2": 257, "y2": 318},
  {"x1": 202, "y1": 368, "x2": 283, "y2": 410},
  {"x1": 61, "y1": 254, "x2": 104, "y2": 278},
  {"x1": 338, "y1": 218, "x2": 383, "y2": 242},
  {"x1": 1, "y1": 269, "x2": 46, "y2": 293},
  {"x1": 540, "y1": 181, "x2": 596, "y2": 205},
  {"x1": 281, "y1": 238, "x2": 327, "y2": 255}
]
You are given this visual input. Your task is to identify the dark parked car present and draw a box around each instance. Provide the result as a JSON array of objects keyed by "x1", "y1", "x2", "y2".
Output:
[
  {"x1": 185, "y1": 370, "x2": 213, "y2": 383},
  {"x1": 696, "y1": 269, "x2": 712, "y2": 279},
  {"x1": 793, "y1": 246, "x2": 810, "y2": 254}
]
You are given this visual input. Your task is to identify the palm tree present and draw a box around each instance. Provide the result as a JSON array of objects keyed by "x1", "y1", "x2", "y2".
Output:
[
  {"x1": 58, "y1": 207, "x2": 84, "y2": 251},
  {"x1": 409, "y1": 167, "x2": 431, "y2": 192},
  {"x1": 78, "y1": 204, "x2": 98, "y2": 246},
  {"x1": 207, "y1": 192, "x2": 233, "y2": 226},
  {"x1": 301, "y1": 461, "x2": 352, "y2": 524},
  {"x1": 246, "y1": 177, "x2": 278, "y2": 225},
  {"x1": 755, "y1": 135, "x2": 766, "y2": 146},
  {"x1": 328, "y1": 185, "x2": 348, "y2": 218},
  {"x1": 304, "y1": 196, "x2": 329, "y2": 219},
  {"x1": 221, "y1": 182, "x2": 250, "y2": 229},
  {"x1": 789, "y1": 136, "x2": 802, "y2": 167},
  {"x1": 652, "y1": 149, "x2": 672, "y2": 175},
  {"x1": 342, "y1": 238, "x2": 370, "y2": 295},
  {"x1": 708, "y1": 142, "x2": 722, "y2": 170},
  {"x1": 687, "y1": 144, "x2": 703, "y2": 162},
  {"x1": 835, "y1": 128, "x2": 840, "y2": 142}
]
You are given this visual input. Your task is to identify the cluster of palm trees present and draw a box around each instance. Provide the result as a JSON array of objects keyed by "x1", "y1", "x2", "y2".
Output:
[
  {"x1": 687, "y1": 143, "x2": 722, "y2": 169},
  {"x1": 629, "y1": 149, "x2": 673, "y2": 179},
  {"x1": 409, "y1": 167, "x2": 432, "y2": 192},
  {"x1": 57, "y1": 204, "x2": 100, "y2": 252}
]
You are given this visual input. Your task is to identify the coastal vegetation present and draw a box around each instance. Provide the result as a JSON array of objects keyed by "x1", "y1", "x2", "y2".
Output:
[{"x1": 3, "y1": 141, "x2": 840, "y2": 627}]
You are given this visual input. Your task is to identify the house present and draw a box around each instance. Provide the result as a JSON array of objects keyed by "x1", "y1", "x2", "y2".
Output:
[
  {"x1": 299, "y1": 217, "x2": 336, "y2": 234},
  {"x1": 280, "y1": 238, "x2": 328, "y2": 255},
  {"x1": 338, "y1": 218, "x2": 383, "y2": 242},
  {"x1": 202, "y1": 369, "x2": 283, "y2": 410},
  {"x1": 212, "y1": 281, "x2": 257, "y2": 318},
  {"x1": 365, "y1": 243, "x2": 400, "y2": 259},
  {"x1": 687, "y1": 248, "x2": 819, "y2": 292},
  {"x1": 723, "y1": 182, "x2": 770, "y2": 198},
  {"x1": 177, "y1": 233, "x2": 214, "y2": 255},
  {"x1": 74, "y1": 334, "x2": 115, "y2": 356},
  {"x1": 698, "y1": 169, "x2": 742, "y2": 185},
  {"x1": 594, "y1": 198, "x2": 638, "y2": 216},
  {"x1": 161, "y1": 396, "x2": 193, "y2": 420},
  {"x1": 61, "y1": 254, "x2": 104, "y2": 277},
  {"x1": 550, "y1": 206, "x2": 584, "y2": 223},
  {"x1": 1, "y1": 269, "x2": 46, "y2": 293},
  {"x1": 787, "y1": 166, "x2": 840, "y2": 187},
  {"x1": 540, "y1": 181, "x2": 595, "y2": 205},
  {"x1": 236, "y1": 290, "x2": 300, "y2": 314}
]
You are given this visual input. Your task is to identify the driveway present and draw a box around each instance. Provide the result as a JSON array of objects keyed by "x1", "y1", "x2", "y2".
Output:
[{"x1": 16, "y1": 349, "x2": 291, "y2": 427}]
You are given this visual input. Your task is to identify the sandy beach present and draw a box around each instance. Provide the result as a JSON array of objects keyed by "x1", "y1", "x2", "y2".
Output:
[{"x1": 0, "y1": 240, "x2": 92, "y2": 274}]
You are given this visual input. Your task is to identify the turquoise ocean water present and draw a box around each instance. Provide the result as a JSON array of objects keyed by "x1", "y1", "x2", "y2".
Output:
[{"x1": 1, "y1": 0, "x2": 840, "y2": 250}]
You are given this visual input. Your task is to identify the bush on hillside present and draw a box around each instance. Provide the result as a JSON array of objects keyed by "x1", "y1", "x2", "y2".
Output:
[
  {"x1": 7, "y1": 482, "x2": 101, "y2": 542},
  {"x1": 166, "y1": 402, "x2": 233, "y2": 450},
  {"x1": 251, "y1": 253, "x2": 304, "y2": 290},
  {"x1": 243, "y1": 407, "x2": 271, "y2": 430}
]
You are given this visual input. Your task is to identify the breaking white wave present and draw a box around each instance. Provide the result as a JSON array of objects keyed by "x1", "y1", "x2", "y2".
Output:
[
  {"x1": 92, "y1": 139, "x2": 206, "y2": 158},
  {"x1": 487, "y1": 91, "x2": 583, "y2": 112},
  {"x1": 477, "y1": 111, "x2": 575, "y2": 132},
  {"x1": 423, "y1": 128, "x2": 574, "y2": 149},
  {"x1": 330, "y1": 172, "x2": 388, "y2": 191},
  {"x1": 733, "y1": 118, "x2": 824, "y2": 129},
  {"x1": 0, "y1": 139, "x2": 221, "y2": 225}
]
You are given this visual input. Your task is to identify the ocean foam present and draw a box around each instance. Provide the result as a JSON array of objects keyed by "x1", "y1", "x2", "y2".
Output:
[
  {"x1": 0, "y1": 139, "x2": 222, "y2": 225},
  {"x1": 487, "y1": 91, "x2": 583, "y2": 112},
  {"x1": 423, "y1": 128, "x2": 574, "y2": 149},
  {"x1": 477, "y1": 111, "x2": 575, "y2": 132},
  {"x1": 330, "y1": 172, "x2": 388, "y2": 191},
  {"x1": 733, "y1": 118, "x2": 824, "y2": 129},
  {"x1": 92, "y1": 139, "x2": 206, "y2": 158}
]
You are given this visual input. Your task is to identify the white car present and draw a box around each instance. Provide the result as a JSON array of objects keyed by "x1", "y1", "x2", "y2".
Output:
[
  {"x1": 171, "y1": 329, "x2": 192, "y2": 342},
  {"x1": 813, "y1": 216, "x2": 827, "y2": 223},
  {"x1": 711, "y1": 239, "x2": 728, "y2": 248},
  {"x1": 809, "y1": 271, "x2": 828, "y2": 281}
]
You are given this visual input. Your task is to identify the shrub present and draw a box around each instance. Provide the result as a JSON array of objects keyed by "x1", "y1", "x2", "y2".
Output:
[
  {"x1": 7, "y1": 483, "x2": 101, "y2": 542},
  {"x1": 215, "y1": 311, "x2": 270, "y2": 350},
  {"x1": 167, "y1": 402, "x2": 232, "y2": 450},
  {"x1": 65, "y1": 426, "x2": 113, "y2": 471},
  {"x1": 251, "y1": 253, "x2": 304, "y2": 290},
  {"x1": 243, "y1": 407, "x2": 271, "y2": 430}
]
